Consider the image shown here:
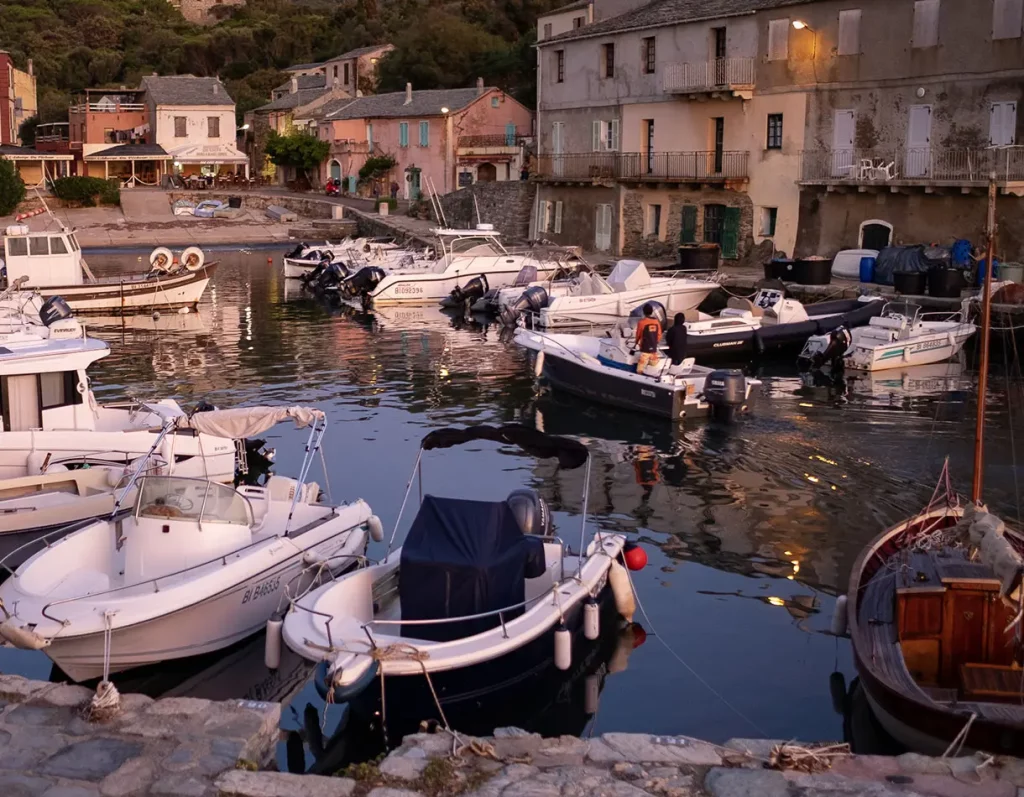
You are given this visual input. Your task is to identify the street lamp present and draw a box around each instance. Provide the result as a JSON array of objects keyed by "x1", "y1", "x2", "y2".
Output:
[
  {"x1": 238, "y1": 123, "x2": 250, "y2": 131},
  {"x1": 791, "y1": 19, "x2": 812, "y2": 30}
]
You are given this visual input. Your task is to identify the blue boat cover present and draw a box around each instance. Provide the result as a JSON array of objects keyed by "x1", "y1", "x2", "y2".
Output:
[{"x1": 400, "y1": 495, "x2": 531, "y2": 642}]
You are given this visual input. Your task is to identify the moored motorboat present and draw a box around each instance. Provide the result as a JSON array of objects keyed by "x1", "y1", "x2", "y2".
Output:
[
  {"x1": 282, "y1": 424, "x2": 639, "y2": 709},
  {"x1": 799, "y1": 300, "x2": 976, "y2": 372},
  {"x1": 515, "y1": 327, "x2": 759, "y2": 420},
  {"x1": 499, "y1": 260, "x2": 715, "y2": 329},
  {"x1": 283, "y1": 238, "x2": 405, "y2": 280},
  {"x1": 2, "y1": 225, "x2": 214, "y2": 312},
  {"x1": 0, "y1": 406, "x2": 377, "y2": 682}
]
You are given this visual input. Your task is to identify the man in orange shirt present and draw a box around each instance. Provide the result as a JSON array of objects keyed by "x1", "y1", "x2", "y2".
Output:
[{"x1": 634, "y1": 304, "x2": 663, "y2": 374}]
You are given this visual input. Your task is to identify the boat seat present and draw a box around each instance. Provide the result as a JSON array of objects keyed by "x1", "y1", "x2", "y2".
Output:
[
  {"x1": 52, "y1": 568, "x2": 110, "y2": 598},
  {"x1": 961, "y1": 663, "x2": 1024, "y2": 703},
  {"x1": 726, "y1": 297, "x2": 763, "y2": 318}
]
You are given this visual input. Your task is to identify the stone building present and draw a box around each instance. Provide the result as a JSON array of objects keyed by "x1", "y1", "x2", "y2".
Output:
[{"x1": 168, "y1": 0, "x2": 246, "y2": 26}]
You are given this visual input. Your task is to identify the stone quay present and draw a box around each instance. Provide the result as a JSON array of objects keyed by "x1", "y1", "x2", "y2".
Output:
[{"x1": 2, "y1": 672, "x2": 1024, "y2": 797}]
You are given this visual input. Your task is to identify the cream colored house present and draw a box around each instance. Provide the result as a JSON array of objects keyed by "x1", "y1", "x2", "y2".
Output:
[{"x1": 534, "y1": 0, "x2": 807, "y2": 261}]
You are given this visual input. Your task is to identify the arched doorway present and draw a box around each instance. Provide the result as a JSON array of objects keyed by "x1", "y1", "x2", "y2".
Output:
[
  {"x1": 329, "y1": 160, "x2": 342, "y2": 181},
  {"x1": 477, "y1": 163, "x2": 497, "y2": 182}
]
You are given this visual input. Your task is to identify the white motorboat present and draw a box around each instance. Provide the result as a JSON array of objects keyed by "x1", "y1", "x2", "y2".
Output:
[
  {"x1": 282, "y1": 424, "x2": 639, "y2": 707},
  {"x1": 282, "y1": 238, "x2": 405, "y2": 280},
  {"x1": 1, "y1": 224, "x2": 214, "y2": 313},
  {"x1": 516, "y1": 327, "x2": 760, "y2": 420},
  {"x1": 0, "y1": 406, "x2": 378, "y2": 682},
  {"x1": 799, "y1": 300, "x2": 976, "y2": 372},
  {"x1": 339, "y1": 225, "x2": 568, "y2": 307},
  {"x1": 500, "y1": 261, "x2": 715, "y2": 329},
  {"x1": 0, "y1": 292, "x2": 241, "y2": 483},
  {"x1": 477, "y1": 262, "x2": 592, "y2": 314}
]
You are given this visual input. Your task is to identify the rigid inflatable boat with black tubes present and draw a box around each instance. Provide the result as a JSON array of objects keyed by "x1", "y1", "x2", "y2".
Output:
[
  {"x1": 515, "y1": 322, "x2": 760, "y2": 421},
  {"x1": 677, "y1": 287, "x2": 884, "y2": 361}
]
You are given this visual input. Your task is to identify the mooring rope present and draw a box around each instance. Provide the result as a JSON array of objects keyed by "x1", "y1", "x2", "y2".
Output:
[{"x1": 84, "y1": 611, "x2": 121, "y2": 721}]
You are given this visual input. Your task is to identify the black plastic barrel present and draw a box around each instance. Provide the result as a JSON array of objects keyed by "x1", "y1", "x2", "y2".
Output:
[
  {"x1": 764, "y1": 259, "x2": 792, "y2": 280},
  {"x1": 893, "y1": 272, "x2": 927, "y2": 295},
  {"x1": 678, "y1": 244, "x2": 720, "y2": 272},
  {"x1": 792, "y1": 258, "x2": 833, "y2": 286},
  {"x1": 927, "y1": 268, "x2": 967, "y2": 298},
  {"x1": 228, "y1": 196, "x2": 242, "y2": 209}
]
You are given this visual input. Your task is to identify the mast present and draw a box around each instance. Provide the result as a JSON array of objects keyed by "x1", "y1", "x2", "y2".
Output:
[{"x1": 971, "y1": 173, "x2": 997, "y2": 502}]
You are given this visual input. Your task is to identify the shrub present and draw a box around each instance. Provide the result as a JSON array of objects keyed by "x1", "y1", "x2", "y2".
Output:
[
  {"x1": 359, "y1": 155, "x2": 397, "y2": 184},
  {"x1": 0, "y1": 158, "x2": 26, "y2": 216},
  {"x1": 51, "y1": 176, "x2": 121, "y2": 207}
]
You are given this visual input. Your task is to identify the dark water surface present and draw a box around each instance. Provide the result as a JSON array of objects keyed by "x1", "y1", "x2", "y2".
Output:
[{"x1": 4, "y1": 249, "x2": 1023, "y2": 759}]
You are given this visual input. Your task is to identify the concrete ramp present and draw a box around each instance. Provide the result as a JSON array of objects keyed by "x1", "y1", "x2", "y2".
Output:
[{"x1": 120, "y1": 189, "x2": 174, "y2": 222}]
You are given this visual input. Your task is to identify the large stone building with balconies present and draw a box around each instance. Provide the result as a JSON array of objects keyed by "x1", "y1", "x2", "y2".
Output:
[{"x1": 534, "y1": 0, "x2": 1024, "y2": 263}]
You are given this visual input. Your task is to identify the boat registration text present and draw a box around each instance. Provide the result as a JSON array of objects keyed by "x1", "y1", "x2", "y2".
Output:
[{"x1": 241, "y1": 575, "x2": 281, "y2": 604}]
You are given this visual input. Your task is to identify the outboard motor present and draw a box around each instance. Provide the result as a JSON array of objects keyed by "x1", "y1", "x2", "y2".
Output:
[
  {"x1": 450, "y1": 275, "x2": 489, "y2": 306},
  {"x1": 628, "y1": 301, "x2": 668, "y2": 328},
  {"x1": 507, "y1": 488, "x2": 552, "y2": 537},
  {"x1": 284, "y1": 243, "x2": 306, "y2": 259},
  {"x1": 500, "y1": 286, "x2": 549, "y2": 326},
  {"x1": 39, "y1": 296, "x2": 73, "y2": 327},
  {"x1": 341, "y1": 266, "x2": 386, "y2": 299},
  {"x1": 812, "y1": 326, "x2": 852, "y2": 370},
  {"x1": 316, "y1": 261, "x2": 349, "y2": 292},
  {"x1": 191, "y1": 399, "x2": 218, "y2": 414},
  {"x1": 703, "y1": 369, "x2": 748, "y2": 423}
]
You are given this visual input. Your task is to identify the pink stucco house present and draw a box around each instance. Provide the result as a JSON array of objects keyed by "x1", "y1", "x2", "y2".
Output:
[{"x1": 317, "y1": 80, "x2": 534, "y2": 198}]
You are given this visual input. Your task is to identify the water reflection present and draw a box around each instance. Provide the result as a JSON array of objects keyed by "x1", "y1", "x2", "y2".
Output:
[{"x1": 4, "y1": 249, "x2": 1019, "y2": 751}]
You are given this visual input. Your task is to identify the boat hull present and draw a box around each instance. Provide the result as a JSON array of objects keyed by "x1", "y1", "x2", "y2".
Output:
[
  {"x1": 846, "y1": 330, "x2": 973, "y2": 371},
  {"x1": 538, "y1": 284, "x2": 714, "y2": 328},
  {"x1": 371, "y1": 263, "x2": 555, "y2": 306},
  {"x1": 34, "y1": 265, "x2": 216, "y2": 313},
  {"x1": 284, "y1": 260, "x2": 317, "y2": 280},
  {"x1": 41, "y1": 527, "x2": 367, "y2": 682}
]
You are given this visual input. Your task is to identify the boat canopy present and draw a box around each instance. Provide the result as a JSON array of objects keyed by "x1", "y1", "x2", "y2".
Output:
[
  {"x1": 174, "y1": 406, "x2": 325, "y2": 438},
  {"x1": 421, "y1": 424, "x2": 588, "y2": 469}
]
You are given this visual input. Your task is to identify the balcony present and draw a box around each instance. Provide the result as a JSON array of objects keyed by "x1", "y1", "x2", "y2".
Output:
[
  {"x1": 663, "y1": 58, "x2": 754, "y2": 98},
  {"x1": 800, "y1": 147, "x2": 1024, "y2": 191},
  {"x1": 35, "y1": 123, "x2": 71, "y2": 154},
  {"x1": 534, "y1": 151, "x2": 748, "y2": 183},
  {"x1": 457, "y1": 133, "x2": 529, "y2": 149},
  {"x1": 69, "y1": 102, "x2": 147, "y2": 114}
]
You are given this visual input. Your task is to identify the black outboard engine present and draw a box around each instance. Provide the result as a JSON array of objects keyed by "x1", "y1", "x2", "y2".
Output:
[
  {"x1": 284, "y1": 243, "x2": 306, "y2": 259},
  {"x1": 499, "y1": 285, "x2": 549, "y2": 326},
  {"x1": 704, "y1": 369, "x2": 748, "y2": 423},
  {"x1": 506, "y1": 488, "x2": 552, "y2": 537},
  {"x1": 341, "y1": 266, "x2": 386, "y2": 299},
  {"x1": 628, "y1": 300, "x2": 668, "y2": 328},
  {"x1": 39, "y1": 296, "x2": 73, "y2": 327},
  {"x1": 812, "y1": 326, "x2": 852, "y2": 370},
  {"x1": 316, "y1": 262, "x2": 349, "y2": 293},
  {"x1": 450, "y1": 275, "x2": 488, "y2": 306},
  {"x1": 191, "y1": 399, "x2": 218, "y2": 413}
]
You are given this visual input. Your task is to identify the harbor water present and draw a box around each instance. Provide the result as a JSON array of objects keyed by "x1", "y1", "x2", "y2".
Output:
[{"x1": 1, "y1": 249, "x2": 1021, "y2": 765}]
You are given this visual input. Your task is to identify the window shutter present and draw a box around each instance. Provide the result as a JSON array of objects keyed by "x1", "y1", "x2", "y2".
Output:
[
  {"x1": 610, "y1": 119, "x2": 620, "y2": 151},
  {"x1": 768, "y1": 19, "x2": 789, "y2": 60},
  {"x1": 912, "y1": 0, "x2": 940, "y2": 47},
  {"x1": 367, "y1": 123, "x2": 373, "y2": 147},
  {"x1": 592, "y1": 120, "x2": 601, "y2": 151},
  {"x1": 554, "y1": 201, "x2": 563, "y2": 234},
  {"x1": 994, "y1": 0, "x2": 1024, "y2": 39},
  {"x1": 680, "y1": 205, "x2": 697, "y2": 244},
  {"x1": 838, "y1": 9, "x2": 862, "y2": 55},
  {"x1": 990, "y1": 102, "x2": 1018, "y2": 145},
  {"x1": 505, "y1": 122, "x2": 516, "y2": 146},
  {"x1": 536, "y1": 200, "x2": 546, "y2": 236}
]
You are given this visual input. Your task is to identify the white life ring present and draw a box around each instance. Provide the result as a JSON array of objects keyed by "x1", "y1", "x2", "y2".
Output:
[
  {"x1": 181, "y1": 246, "x2": 206, "y2": 271},
  {"x1": 149, "y1": 247, "x2": 174, "y2": 273}
]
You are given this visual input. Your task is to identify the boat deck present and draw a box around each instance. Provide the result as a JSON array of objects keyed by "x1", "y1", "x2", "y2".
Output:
[{"x1": 858, "y1": 546, "x2": 1024, "y2": 724}]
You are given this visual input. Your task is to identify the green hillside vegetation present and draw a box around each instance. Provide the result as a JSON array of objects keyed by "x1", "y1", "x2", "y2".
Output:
[{"x1": 0, "y1": 0, "x2": 548, "y2": 124}]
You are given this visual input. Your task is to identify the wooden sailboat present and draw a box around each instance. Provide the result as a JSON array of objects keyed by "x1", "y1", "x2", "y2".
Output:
[{"x1": 844, "y1": 176, "x2": 1024, "y2": 756}]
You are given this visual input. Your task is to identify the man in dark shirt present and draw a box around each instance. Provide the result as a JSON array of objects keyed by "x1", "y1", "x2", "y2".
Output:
[{"x1": 664, "y1": 313, "x2": 689, "y2": 366}]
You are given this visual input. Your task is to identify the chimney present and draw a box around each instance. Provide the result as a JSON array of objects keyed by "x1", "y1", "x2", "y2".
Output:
[
  {"x1": 213, "y1": 82, "x2": 219, "y2": 95},
  {"x1": 404, "y1": 83, "x2": 412, "y2": 105},
  {"x1": 27, "y1": 59, "x2": 33, "y2": 77},
  {"x1": 290, "y1": 76, "x2": 298, "y2": 94},
  {"x1": 476, "y1": 77, "x2": 484, "y2": 96}
]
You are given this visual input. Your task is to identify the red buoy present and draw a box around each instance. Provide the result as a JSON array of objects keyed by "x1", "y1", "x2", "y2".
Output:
[{"x1": 623, "y1": 542, "x2": 647, "y2": 571}]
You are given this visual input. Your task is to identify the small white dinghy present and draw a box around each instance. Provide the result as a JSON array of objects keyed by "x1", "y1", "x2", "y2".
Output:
[
  {"x1": 282, "y1": 424, "x2": 641, "y2": 706},
  {"x1": 799, "y1": 300, "x2": 977, "y2": 372},
  {"x1": 0, "y1": 406, "x2": 378, "y2": 682}
]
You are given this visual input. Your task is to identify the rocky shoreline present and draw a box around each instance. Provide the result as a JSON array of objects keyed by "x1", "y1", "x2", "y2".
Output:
[{"x1": 1, "y1": 672, "x2": 1022, "y2": 797}]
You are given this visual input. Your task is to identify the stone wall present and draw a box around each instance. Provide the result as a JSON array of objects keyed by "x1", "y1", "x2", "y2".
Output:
[
  {"x1": 167, "y1": 192, "x2": 338, "y2": 220},
  {"x1": 438, "y1": 181, "x2": 536, "y2": 243}
]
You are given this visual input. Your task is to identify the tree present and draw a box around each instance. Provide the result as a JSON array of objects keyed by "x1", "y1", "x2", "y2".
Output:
[
  {"x1": 0, "y1": 159, "x2": 27, "y2": 216},
  {"x1": 18, "y1": 117, "x2": 40, "y2": 147},
  {"x1": 264, "y1": 130, "x2": 330, "y2": 185},
  {"x1": 358, "y1": 154, "x2": 397, "y2": 189}
]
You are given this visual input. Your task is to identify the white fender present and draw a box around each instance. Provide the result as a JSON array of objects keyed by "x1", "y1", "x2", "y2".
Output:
[
  {"x1": 583, "y1": 599, "x2": 600, "y2": 641},
  {"x1": 554, "y1": 623, "x2": 571, "y2": 670},
  {"x1": 609, "y1": 559, "x2": 636, "y2": 623},
  {"x1": 150, "y1": 247, "x2": 174, "y2": 272},
  {"x1": 831, "y1": 594, "x2": 849, "y2": 637},
  {"x1": 0, "y1": 620, "x2": 49, "y2": 650},
  {"x1": 367, "y1": 515, "x2": 384, "y2": 543},
  {"x1": 534, "y1": 350, "x2": 545, "y2": 378},
  {"x1": 265, "y1": 615, "x2": 283, "y2": 669},
  {"x1": 181, "y1": 246, "x2": 206, "y2": 271}
]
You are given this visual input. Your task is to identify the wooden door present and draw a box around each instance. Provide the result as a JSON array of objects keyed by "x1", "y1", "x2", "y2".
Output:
[
  {"x1": 945, "y1": 591, "x2": 988, "y2": 682},
  {"x1": 722, "y1": 207, "x2": 740, "y2": 259}
]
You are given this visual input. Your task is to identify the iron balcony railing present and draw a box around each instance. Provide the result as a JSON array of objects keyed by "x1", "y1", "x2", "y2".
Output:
[
  {"x1": 800, "y1": 146, "x2": 1024, "y2": 183},
  {"x1": 458, "y1": 133, "x2": 530, "y2": 149},
  {"x1": 534, "y1": 151, "x2": 748, "y2": 181},
  {"x1": 69, "y1": 102, "x2": 147, "y2": 114},
  {"x1": 663, "y1": 57, "x2": 755, "y2": 93}
]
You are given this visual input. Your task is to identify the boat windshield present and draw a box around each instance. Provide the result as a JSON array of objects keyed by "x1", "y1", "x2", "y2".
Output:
[
  {"x1": 881, "y1": 302, "x2": 922, "y2": 323},
  {"x1": 136, "y1": 476, "x2": 252, "y2": 526}
]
